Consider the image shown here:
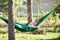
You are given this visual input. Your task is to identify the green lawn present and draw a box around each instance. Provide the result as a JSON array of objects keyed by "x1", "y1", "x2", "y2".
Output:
[{"x1": 0, "y1": 32, "x2": 60, "y2": 40}]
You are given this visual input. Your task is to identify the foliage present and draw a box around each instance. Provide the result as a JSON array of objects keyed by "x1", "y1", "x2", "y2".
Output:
[
  {"x1": 51, "y1": 13, "x2": 60, "y2": 27},
  {"x1": 55, "y1": 5, "x2": 60, "y2": 13},
  {"x1": 14, "y1": 0, "x2": 27, "y2": 17},
  {"x1": 0, "y1": 0, "x2": 26, "y2": 13},
  {"x1": 0, "y1": 0, "x2": 8, "y2": 11},
  {"x1": 0, "y1": 12, "x2": 8, "y2": 18}
]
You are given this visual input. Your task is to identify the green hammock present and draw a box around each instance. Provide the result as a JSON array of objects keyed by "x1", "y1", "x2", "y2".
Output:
[
  {"x1": 0, "y1": 9, "x2": 55, "y2": 32},
  {"x1": 0, "y1": 17, "x2": 37, "y2": 32},
  {"x1": 37, "y1": 9, "x2": 55, "y2": 27}
]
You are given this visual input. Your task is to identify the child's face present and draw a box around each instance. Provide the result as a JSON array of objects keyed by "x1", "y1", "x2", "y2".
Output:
[{"x1": 34, "y1": 21, "x2": 38, "y2": 26}]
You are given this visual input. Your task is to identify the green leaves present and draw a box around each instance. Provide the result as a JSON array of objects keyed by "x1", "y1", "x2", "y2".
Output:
[
  {"x1": 0, "y1": 0, "x2": 8, "y2": 12},
  {"x1": 0, "y1": 0, "x2": 26, "y2": 12}
]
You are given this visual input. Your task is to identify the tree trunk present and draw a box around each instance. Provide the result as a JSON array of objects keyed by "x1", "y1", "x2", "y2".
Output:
[
  {"x1": 8, "y1": 0, "x2": 15, "y2": 40},
  {"x1": 27, "y1": 0, "x2": 32, "y2": 23}
]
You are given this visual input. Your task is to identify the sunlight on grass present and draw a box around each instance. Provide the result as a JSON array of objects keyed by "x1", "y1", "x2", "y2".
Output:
[
  {"x1": 0, "y1": 34, "x2": 8, "y2": 40},
  {"x1": 15, "y1": 33, "x2": 60, "y2": 40},
  {"x1": 0, "y1": 32, "x2": 60, "y2": 40}
]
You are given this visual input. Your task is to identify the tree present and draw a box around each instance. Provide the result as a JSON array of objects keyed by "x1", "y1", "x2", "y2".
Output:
[
  {"x1": 27, "y1": 0, "x2": 32, "y2": 23},
  {"x1": 8, "y1": 0, "x2": 15, "y2": 40}
]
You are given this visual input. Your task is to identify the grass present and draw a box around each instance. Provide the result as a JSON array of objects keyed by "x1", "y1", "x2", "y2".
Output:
[
  {"x1": 0, "y1": 32, "x2": 60, "y2": 40},
  {"x1": 0, "y1": 28, "x2": 8, "y2": 34}
]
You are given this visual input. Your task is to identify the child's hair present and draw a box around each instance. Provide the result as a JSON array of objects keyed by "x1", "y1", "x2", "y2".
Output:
[{"x1": 35, "y1": 19, "x2": 39, "y2": 23}]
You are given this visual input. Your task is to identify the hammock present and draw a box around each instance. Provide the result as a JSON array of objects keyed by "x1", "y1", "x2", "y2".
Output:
[
  {"x1": 0, "y1": 17, "x2": 37, "y2": 32},
  {"x1": 0, "y1": 9, "x2": 55, "y2": 32}
]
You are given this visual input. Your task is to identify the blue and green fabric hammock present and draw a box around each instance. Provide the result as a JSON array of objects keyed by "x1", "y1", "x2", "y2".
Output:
[
  {"x1": 0, "y1": 17, "x2": 37, "y2": 32},
  {"x1": 0, "y1": 9, "x2": 55, "y2": 32}
]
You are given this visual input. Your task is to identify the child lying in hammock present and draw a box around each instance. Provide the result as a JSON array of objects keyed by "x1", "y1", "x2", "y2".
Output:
[{"x1": 27, "y1": 20, "x2": 39, "y2": 27}]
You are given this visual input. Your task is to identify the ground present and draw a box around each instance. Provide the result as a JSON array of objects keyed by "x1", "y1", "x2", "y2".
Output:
[{"x1": 0, "y1": 32, "x2": 60, "y2": 40}]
